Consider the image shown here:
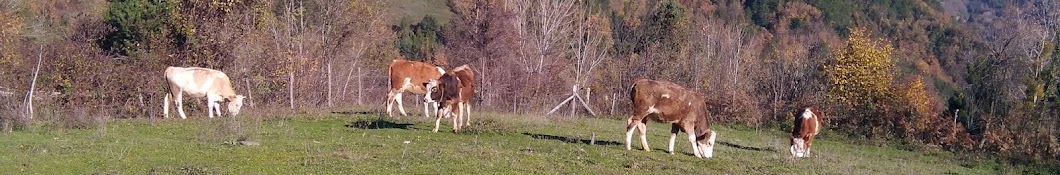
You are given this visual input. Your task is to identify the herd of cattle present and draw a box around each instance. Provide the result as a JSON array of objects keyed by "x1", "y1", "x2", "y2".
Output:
[{"x1": 160, "y1": 59, "x2": 823, "y2": 159}]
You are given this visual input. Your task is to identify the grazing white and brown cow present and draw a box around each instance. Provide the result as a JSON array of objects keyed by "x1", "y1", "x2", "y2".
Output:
[
  {"x1": 791, "y1": 107, "x2": 823, "y2": 158},
  {"x1": 626, "y1": 79, "x2": 718, "y2": 158},
  {"x1": 163, "y1": 66, "x2": 246, "y2": 119},
  {"x1": 386, "y1": 59, "x2": 446, "y2": 118},
  {"x1": 424, "y1": 65, "x2": 475, "y2": 132}
]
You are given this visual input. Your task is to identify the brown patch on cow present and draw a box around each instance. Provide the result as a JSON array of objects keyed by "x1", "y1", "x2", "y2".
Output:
[
  {"x1": 385, "y1": 59, "x2": 444, "y2": 117},
  {"x1": 626, "y1": 79, "x2": 717, "y2": 158}
]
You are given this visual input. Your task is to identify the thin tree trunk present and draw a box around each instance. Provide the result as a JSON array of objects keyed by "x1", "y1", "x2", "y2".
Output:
[
  {"x1": 327, "y1": 62, "x2": 332, "y2": 107},
  {"x1": 289, "y1": 72, "x2": 294, "y2": 109},
  {"x1": 245, "y1": 78, "x2": 254, "y2": 107},
  {"x1": 340, "y1": 61, "x2": 356, "y2": 102},
  {"x1": 24, "y1": 44, "x2": 44, "y2": 120},
  {"x1": 357, "y1": 67, "x2": 363, "y2": 105},
  {"x1": 610, "y1": 93, "x2": 616, "y2": 115}
]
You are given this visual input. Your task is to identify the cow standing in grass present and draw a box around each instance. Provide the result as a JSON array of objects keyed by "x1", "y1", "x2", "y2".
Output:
[
  {"x1": 791, "y1": 108, "x2": 822, "y2": 158},
  {"x1": 386, "y1": 59, "x2": 446, "y2": 118},
  {"x1": 163, "y1": 66, "x2": 246, "y2": 119},
  {"x1": 626, "y1": 79, "x2": 717, "y2": 158},
  {"x1": 424, "y1": 65, "x2": 475, "y2": 132}
]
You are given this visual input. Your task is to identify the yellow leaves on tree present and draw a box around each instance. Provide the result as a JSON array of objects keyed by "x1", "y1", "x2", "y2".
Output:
[
  {"x1": 827, "y1": 28, "x2": 895, "y2": 107},
  {"x1": 902, "y1": 76, "x2": 941, "y2": 118}
]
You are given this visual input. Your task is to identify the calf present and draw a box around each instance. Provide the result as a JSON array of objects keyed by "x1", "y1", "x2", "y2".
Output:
[
  {"x1": 386, "y1": 59, "x2": 445, "y2": 118},
  {"x1": 791, "y1": 108, "x2": 822, "y2": 158},
  {"x1": 425, "y1": 65, "x2": 475, "y2": 127},
  {"x1": 424, "y1": 66, "x2": 475, "y2": 132},
  {"x1": 626, "y1": 79, "x2": 718, "y2": 158},
  {"x1": 163, "y1": 66, "x2": 246, "y2": 119}
]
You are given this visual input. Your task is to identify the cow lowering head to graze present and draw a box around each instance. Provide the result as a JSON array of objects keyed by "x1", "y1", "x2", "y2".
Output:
[
  {"x1": 626, "y1": 79, "x2": 718, "y2": 158},
  {"x1": 791, "y1": 107, "x2": 822, "y2": 158},
  {"x1": 386, "y1": 59, "x2": 446, "y2": 118},
  {"x1": 425, "y1": 65, "x2": 475, "y2": 131},
  {"x1": 163, "y1": 66, "x2": 246, "y2": 119}
]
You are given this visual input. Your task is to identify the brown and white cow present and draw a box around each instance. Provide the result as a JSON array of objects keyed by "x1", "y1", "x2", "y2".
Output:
[
  {"x1": 425, "y1": 65, "x2": 475, "y2": 131},
  {"x1": 791, "y1": 107, "x2": 823, "y2": 158},
  {"x1": 386, "y1": 59, "x2": 446, "y2": 118},
  {"x1": 626, "y1": 79, "x2": 718, "y2": 158},
  {"x1": 163, "y1": 66, "x2": 246, "y2": 119}
]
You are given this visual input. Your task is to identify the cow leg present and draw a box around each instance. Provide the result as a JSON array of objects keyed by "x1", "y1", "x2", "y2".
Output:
[
  {"x1": 463, "y1": 102, "x2": 471, "y2": 126},
  {"x1": 669, "y1": 124, "x2": 679, "y2": 154},
  {"x1": 433, "y1": 114, "x2": 443, "y2": 133},
  {"x1": 386, "y1": 91, "x2": 396, "y2": 117},
  {"x1": 174, "y1": 92, "x2": 188, "y2": 119},
  {"x1": 625, "y1": 119, "x2": 639, "y2": 150},
  {"x1": 213, "y1": 101, "x2": 223, "y2": 117},
  {"x1": 638, "y1": 122, "x2": 649, "y2": 151},
  {"x1": 163, "y1": 93, "x2": 172, "y2": 119},
  {"x1": 452, "y1": 107, "x2": 461, "y2": 132},
  {"x1": 453, "y1": 101, "x2": 462, "y2": 129},
  {"x1": 625, "y1": 109, "x2": 650, "y2": 151},
  {"x1": 432, "y1": 102, "x2": 439, "y2": 118},
  {"x1": 394, "y1": 92, "x2": 409, "y2": 116},
  {"x1": 206, "y1": 99, "x2": 215, "y2": 119},
  {"x1": 806, "y1": 137, "x2": 814, "y2": 157},
  {"x1": 207, "y1": 95, "x2": 222, "y2": 118},
  {"x1": 679, "y1": 124, "x2": 702, "y2": 158},
  {"x1": 394, "y1": 93, "x2": 408, "y2": 116},
  {"x1": 687, "y1": 132, "x2": 702, "y2": 158}
]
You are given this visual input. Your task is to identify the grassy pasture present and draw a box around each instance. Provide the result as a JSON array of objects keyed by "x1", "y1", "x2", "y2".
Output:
[{"x1": 0, "y1": 109, "x2": 1031, "y2": 174}]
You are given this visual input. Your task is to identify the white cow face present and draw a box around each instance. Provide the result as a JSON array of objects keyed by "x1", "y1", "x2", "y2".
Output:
[
  {"x1": 699, "y1": 130, "x2": 717, "y2": 158},
  {"x1": 791, "y1": 138, "x2": 807, "y2": 157},
  {"x1": 423, "y1": 79, "x2": 441, "y2": 103},
  {"x1": 228, "y1": 95, "x2": 246, "y2": 116}
]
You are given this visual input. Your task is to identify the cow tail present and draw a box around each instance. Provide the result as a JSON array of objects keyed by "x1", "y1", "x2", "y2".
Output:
[
  {"x1": 628, "y1": 82, "x2": 637, "y2": 104},
  {"x1": 384, "y1": 62, "x2": 395, "y2": 106}
]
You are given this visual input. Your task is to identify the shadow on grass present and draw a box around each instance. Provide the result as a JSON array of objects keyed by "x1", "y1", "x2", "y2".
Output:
[
  {"x1": 345, "y1": 118, "x2": 413, "y2": 129},
  {"x1": 718, "y1": 141, "x2": 776, "y2": 152},
  {"x1": 332, "y1": 110, "x2": 386, "y2": 115},
  {"x1": 523, "y1": 133, "x2": 623, "y2": 146}
]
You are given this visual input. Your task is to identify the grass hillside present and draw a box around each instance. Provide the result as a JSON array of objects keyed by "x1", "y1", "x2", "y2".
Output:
[
  {"x1": 384, "y1": 0, "x2": 454, "y2": 25},
  {"x1": 0, "y1": 109, "x2": 1030, "y2": 174}
]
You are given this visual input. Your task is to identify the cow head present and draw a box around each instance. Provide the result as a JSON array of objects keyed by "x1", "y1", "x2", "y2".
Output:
[
  {"x1": 791, "y1": 138, "x2": 807, "y2": 157},
  {"x1": 424, "y1": 79, "x2": 442, "y2": 103},
  {"x1": 698, "y1": 130, "x2": 717, "y2": 158},
  {"x1": 429, "y1": 74, "x2": 462, "y2": 118},
  {"x1": 227, "y1": 95, "x2": 246, "y2": 116}
]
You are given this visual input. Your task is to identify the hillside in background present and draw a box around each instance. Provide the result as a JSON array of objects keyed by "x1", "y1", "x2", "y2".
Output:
[
  {"x1": 384, "y1": 0, "x2": 454, "y2": 25},
  {"x1": 0, "y1": 0, "x2": 1058, "y2": 171}
]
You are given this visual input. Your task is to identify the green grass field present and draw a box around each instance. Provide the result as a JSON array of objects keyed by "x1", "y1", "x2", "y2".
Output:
[{"x1": 0, "y1": 109, "x2": 1037, "y2": 174}]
